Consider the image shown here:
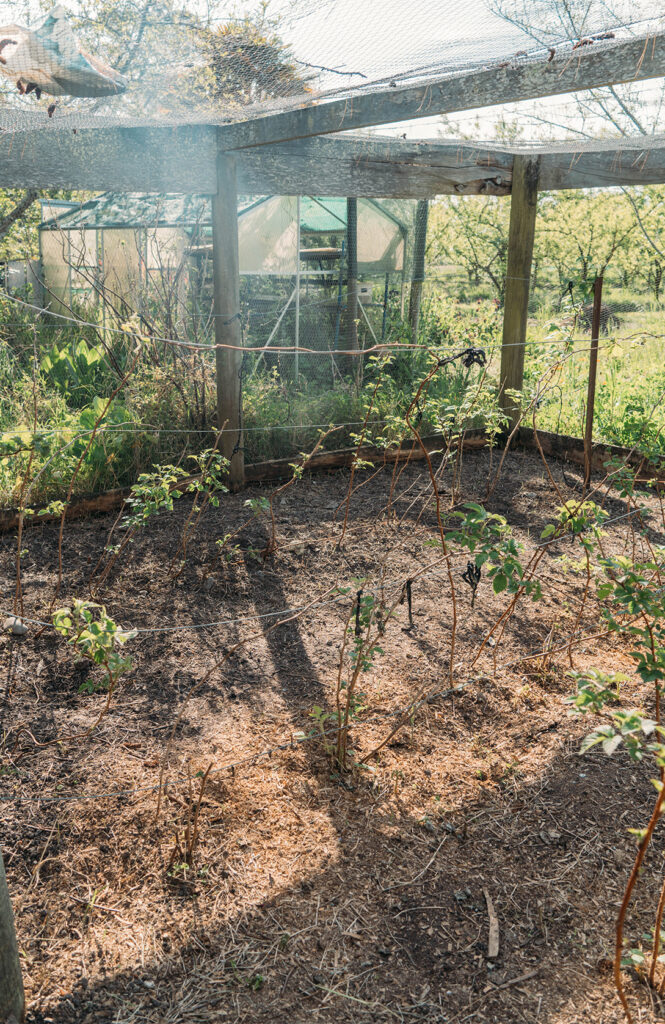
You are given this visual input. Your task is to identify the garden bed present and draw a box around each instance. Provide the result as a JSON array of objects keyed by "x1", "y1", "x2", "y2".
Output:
[{"x1": 2, "y1": 447, "x2": 665, "y2": 1024}]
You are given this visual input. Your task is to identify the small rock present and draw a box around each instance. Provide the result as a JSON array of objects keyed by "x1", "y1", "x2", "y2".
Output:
[
  {"x1": 4, "y1": 615, "x2": 27, "y2": 636},
  {"x1": 143, "y1": 980, "x2": 155, "y2": 990}
]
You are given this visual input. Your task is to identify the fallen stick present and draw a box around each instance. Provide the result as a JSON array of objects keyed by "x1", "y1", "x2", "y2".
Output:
[
  {"x1": 483, "y1": 888, "x2": 500, "y2": 960},
  {"x1": 486, "y1": 968, "x2": 539, "y2": 992}
]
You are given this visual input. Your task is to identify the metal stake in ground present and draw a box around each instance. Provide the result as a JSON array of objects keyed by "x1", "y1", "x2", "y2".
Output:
[
  {"x1": 583, "y1": 275, "x2": 603, "y2": 493},
  {"x1": 0, "y1": 845, "x2": 24, "y2": 1023}
]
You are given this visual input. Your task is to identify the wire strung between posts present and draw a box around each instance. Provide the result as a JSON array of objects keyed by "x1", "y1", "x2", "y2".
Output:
[
  {"x1": 0, "y1": 419, "x2": 392, "y2": 438},
  {"x1": 2, "y1": 509, "x2": 661, "y2": 804},
  {"x1": 0, "y1": 501, "x2": 654, "y2": 637},
  {"x1": 0, "y1": 288, "x2": 633, "y2": 354}
]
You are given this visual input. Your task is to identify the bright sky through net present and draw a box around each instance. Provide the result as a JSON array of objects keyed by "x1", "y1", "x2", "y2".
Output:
[{"x1": 0, "y1": 0, "x2": 664, "y2": 140}]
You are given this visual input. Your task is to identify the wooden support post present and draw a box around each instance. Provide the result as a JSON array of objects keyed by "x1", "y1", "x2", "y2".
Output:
[
  {"x1": 346, "y1": 197, "x2": 359, "y2": 355},
  {"x1": 584, "y1": 275, "x2": 603, "y2": 491},
  {"x1": 409, "y1": 199, "x2": 429, "y2": 341},
  {"x1": 212, "y1": 146, "x2": 244, "y2": 490},
  {"x1": 499, "y1": 156, "x2": 540, "y2": 425},
  {"x1": 0, "y1": 846, "x2": 24, "y2": 1024}
]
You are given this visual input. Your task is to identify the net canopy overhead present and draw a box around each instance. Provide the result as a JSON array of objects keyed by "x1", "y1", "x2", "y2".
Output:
[{"x1": 0, "y1": 0, "x2": 664, "y2": 144}]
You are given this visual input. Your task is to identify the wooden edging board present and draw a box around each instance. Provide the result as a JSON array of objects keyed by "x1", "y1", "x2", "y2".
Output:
[
  {"x1": 1, "y1": 427, "x2": 662, "y2": 534},
  {"x1": 517, "y1": 427, "x2": 665, "y2": 481},
  {"x1": 0, "y1": 433, "x2": 485, "y2": 533}
]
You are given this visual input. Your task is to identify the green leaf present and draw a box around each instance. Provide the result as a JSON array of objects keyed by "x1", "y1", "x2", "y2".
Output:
[
  {"x1": 602, "y1": 733, "x2": 623, "y2": 755},
  {"x1": 492, "y1": 573, "x2": 507, "y2": 594}
]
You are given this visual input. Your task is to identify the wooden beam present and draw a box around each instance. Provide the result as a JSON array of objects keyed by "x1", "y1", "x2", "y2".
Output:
[
  {"x1": 9, "y1": 124, "x2": 665, "y2": 196},
  {"x1": 500, "y1": 155, "x2": 540, "y2": 426},
  {"x1": 0, "y1": 124, "x2": 217, "y2": 191},
  {"x1": 409, "y1": 199, "x2": 429, "y2": 339},
  {"x1": 0, "y1": 846, "x2": 24, "y2": 1024},
  {"x1": 0, "y1": 433, "x2": 490, "y2": 531},
  {"x1": 219, "y1": 32, "x2": 665, "y2": 150},
  {"x1": 517, "y1": 427, "x2": 665, "y2": 484},
  {"x1": 212, "y1": 148, "x2": 244, "y2": 490},
  {"x1": 5, "y1": 427, "x2": 665, "y2": 533}
]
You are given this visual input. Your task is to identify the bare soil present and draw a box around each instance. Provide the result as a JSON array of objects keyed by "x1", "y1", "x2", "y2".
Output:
[{"x1": 2, "y1": 447, "x2": 665, "y2": 1024}]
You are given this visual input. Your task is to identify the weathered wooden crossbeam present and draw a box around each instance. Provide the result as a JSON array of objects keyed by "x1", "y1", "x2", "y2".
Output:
[
  {"x1": 6, "y1": 125, "x2": 665, "y2": 196},
  {"x1": 218, "y1": 31, "x2": 665, "y2": 150}
]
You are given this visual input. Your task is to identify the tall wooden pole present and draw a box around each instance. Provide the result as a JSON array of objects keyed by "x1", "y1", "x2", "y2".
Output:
[
  {"x1": 0, "y1": 846, "x2": 24, "y2": 1024},
  {"x1": 499, "y1": 155, "x2": 540, "y2": 425},
  {"x1": 294, "y1": 195, "x2": 301, "y2": 380},
  {"x1": 212, "y1": 144, "x2": 244, "y2": 490},
  {"x1": 409, "y1": 199, "x2": 429, "y2": 341},
  {"x1": 583, "y1": 275, "x2": 603, "y2": 492},
  {"x1": 346, "y1": 197, "x2": 359, "y2": 356}
]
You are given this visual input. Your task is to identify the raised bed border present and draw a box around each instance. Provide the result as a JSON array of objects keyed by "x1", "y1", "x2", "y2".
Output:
[{"x1": 0, "y1": 427, "x2": 662, "y2": 534}]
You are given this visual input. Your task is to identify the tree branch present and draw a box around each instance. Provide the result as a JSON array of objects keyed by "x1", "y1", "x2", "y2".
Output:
[{"x1": 0, "y1": 190, "x2": 38, "y2": 240}]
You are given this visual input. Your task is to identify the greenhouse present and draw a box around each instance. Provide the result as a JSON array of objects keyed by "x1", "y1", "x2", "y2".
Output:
[{"x1": 39, "y1": 192, "x2": 409, "y2": 375}]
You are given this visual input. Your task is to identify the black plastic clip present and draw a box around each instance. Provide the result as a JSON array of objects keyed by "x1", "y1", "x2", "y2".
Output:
[
  {"x1": 355, "y1": 589, "x2": 363, "y2": 637},
  {"x1": 461, "y1": 347, "x2": 487, "y2": 369},
  {"x1": 462, "y1": 561, "x2": 482, "y2": 607}
]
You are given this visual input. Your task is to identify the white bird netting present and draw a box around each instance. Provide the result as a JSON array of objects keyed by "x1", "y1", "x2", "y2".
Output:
[{"x1": 0, "y1": 0, "x2": 662, "y2": 139}]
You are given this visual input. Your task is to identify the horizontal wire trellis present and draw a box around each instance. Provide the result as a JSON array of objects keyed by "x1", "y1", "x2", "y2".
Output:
[
  {"x1": 0, "y1": 504, "x2": 653, "y2": 635},
  {"x1": 0, "y1": 287, "x2": 654, "y2": 355}
]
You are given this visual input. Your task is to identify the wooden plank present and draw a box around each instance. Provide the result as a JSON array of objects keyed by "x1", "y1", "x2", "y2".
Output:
[
  {"x1": 0, "y1": 434, "x2": 488, "y2": 532},
  {"x1": 219, "y1": 32, "x2": 665, "y2": 150},
  {"x1": 500, "y1": 155, "x2": 540, "y2": 425},
  {"x1": 517, "y1": 427, "x2": 665, "y2": 483},
  {"x1": 237, "y1": 135, "x2": 514, "y2": 198},
  {"x1": 3, "y1": 427, "x2": 664, "y2": 533},
  {"x1": 212, "y1": 149, "x2": 244, "y2": 490},
  {"x1": 409, "y1": 199, "x2": 429, "y2": 338},
  {"x1": 7, "y1": 124, "x2": 665, "y2": 196},
  {"x1": 0, "y1": 124, "x2": 217, "y2": 191}
]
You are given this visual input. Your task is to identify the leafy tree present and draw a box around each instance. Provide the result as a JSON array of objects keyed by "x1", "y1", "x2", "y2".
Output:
[
  {"x1": 429, "y1": 195, "x2": 511, "y2": 299},
  {"x1": 489, "y1": 0, "x2": 665, "y2": 138},
  {"x1": 197, "y1": 17, "x2": 310, "y2": 108},
  {"x1": 534, "y1": 189, "x2": 637, "y2": 287}
]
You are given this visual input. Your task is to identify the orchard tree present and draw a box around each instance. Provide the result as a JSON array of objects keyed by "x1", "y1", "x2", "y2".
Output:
[
  {"x1": 616, "y1": 186, "x2": 665, "y2": 300},
  {"x1": 534, "y1": 189, "x2": 637, "y2": 288},
  {"x1": 429, "y1": 195, "x2": 511, "y2": 299}
]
